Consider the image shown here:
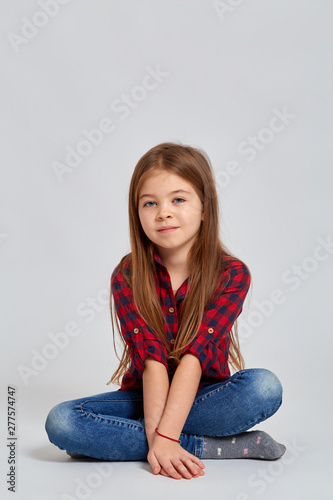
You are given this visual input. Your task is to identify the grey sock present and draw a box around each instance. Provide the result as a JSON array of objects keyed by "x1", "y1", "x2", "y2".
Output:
[{"x1": 201, "y1": 430, "x2": 286, "y2": 460}]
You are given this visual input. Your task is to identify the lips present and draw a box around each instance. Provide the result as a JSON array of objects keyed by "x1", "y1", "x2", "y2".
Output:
[{"x1": 157, "y1": 227, "x2": 179, "y2": 233}]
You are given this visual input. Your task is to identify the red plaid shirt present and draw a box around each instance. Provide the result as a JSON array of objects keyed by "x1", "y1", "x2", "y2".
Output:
[{"x1": 111, "y1": 250, "x2": 251, "y2": 394}]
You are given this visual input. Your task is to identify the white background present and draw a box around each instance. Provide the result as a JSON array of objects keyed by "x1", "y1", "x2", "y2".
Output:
[{"x1": 1, "y1": 1, "x2": 332, "y2": 498}]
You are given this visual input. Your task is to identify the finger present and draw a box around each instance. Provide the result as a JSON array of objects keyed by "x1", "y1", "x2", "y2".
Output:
[
  {"x1": 179, "y1": 459, "x2": 203, "y2": 478},
  {"x1": 180, "y1": 453, "x2": 206, "y2": 474},
  {"x1": 161, "y1": 461, "x2": 183, "y2": 480},
  {"x1": 183, "y1": 458, "x2": 205, "y2": 477},
  {"x1": 159, "y1": 467, "x2": 171, "y2": 477},
  {"x1": 172, "y1": 460, "x2": 194, "y2": 480},
  {"x1": 191, "y1": 457, "x2": 206, "y2": 472},
  {"x1": 185, "y1": 453, "x2": 206, "y2": 469},
  {"x1": 148, "y1": 453, "x2": 161, "y2": 475}
]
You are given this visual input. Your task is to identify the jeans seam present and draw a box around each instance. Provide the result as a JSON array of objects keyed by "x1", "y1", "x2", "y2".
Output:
[
  {"x1": 79, "y1": 401, "x2": 145, "y2": 429},
  {"x1": 193, "y1": 371, "x2": 244, "y2": 404},
  {"x1": 196, "y1": 435, "x2": 203, "y2": 458}
]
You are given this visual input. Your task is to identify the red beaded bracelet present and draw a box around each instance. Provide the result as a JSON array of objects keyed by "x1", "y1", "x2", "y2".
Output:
[{"x1": 155, "y1": 427, "x2": 181, "y2": 443}]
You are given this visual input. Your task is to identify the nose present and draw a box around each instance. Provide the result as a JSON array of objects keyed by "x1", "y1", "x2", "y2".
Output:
[
  {"x1": 156, "y1": 204, "x2": 173, "y2": 220},
  {"x1": 157, "y1": 212, "x2": 172, "y2": 220}
]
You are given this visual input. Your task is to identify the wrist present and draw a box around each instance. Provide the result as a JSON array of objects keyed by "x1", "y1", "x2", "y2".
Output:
[
  {"x1": 146, "y1": 430, "x2": 157, "y2": 448},
  {"x1": 155, "y1": 427, "x2": 181, "y2": 443},
  {"x1": 156, "y1": 419, "x2": 182, "y2": 442}
]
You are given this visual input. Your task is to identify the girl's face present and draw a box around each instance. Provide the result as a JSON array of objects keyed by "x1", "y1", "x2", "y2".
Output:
[{"x1": 138, "y1": 170, "x2": 204, "y2": 259}]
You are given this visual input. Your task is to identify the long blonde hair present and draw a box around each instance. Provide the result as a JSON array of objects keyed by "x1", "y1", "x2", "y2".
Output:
[{"x1": 107, "y1": 142, "x2": 249, "y2": 386}]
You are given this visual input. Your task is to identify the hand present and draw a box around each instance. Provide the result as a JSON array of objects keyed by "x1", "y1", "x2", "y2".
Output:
[{"x1": 147, "y1": 434, "x2": 206, "y2": 480}]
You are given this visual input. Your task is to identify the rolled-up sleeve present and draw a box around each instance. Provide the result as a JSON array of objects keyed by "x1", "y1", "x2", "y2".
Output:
[
  {"x1": 111, "y1": 266, "x2": 168, "y2": 377},
  {"x1": 180, "y1": 261, "x2": 251, "y2": 376}
]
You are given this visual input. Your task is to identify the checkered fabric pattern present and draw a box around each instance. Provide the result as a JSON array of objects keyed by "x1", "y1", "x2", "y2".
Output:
[{"x1": 111, "y1": 250, "x2": 251, "y2": 394}]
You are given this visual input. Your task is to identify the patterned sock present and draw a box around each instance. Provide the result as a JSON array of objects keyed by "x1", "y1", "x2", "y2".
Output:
[{"x1": 201, "y1": 430, "x2": 286, "y2": 460}]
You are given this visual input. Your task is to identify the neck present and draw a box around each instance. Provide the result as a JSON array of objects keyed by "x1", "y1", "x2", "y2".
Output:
[{"x1": 155, "y1": 246, "x2": 189, "y2": 275}]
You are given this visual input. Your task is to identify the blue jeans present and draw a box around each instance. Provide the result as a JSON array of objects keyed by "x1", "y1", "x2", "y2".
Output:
[{"x1": 45, "y1": 368, "x2": 282, "y2": 461}]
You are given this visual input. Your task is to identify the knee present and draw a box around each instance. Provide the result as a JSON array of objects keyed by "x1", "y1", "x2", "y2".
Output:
[
  {"x1": 45, "y1": 401, "x2": 74, "y2": 447},
  {"x1": 249, "y1": 368, "x2": 283, "y2": 410}
]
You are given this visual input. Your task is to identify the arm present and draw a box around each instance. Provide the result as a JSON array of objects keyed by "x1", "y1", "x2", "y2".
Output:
[
  {"x1": 156, "y1": 353, "x2": 202, "y2": 440},
  {"x1": 142, "y1": 358, "x2": 170, "y2": 448},
  {"x1": 146, "y1": 353, "x2": 205, "y2": 479}
]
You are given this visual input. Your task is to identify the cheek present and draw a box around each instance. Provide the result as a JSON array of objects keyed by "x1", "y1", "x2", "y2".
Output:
[
  {"x1": 138, "y1": 211, "x2": 151, "y2": 231},
  {"x1": 181, "y1": 205, "x2": 202, "y2": 221}
]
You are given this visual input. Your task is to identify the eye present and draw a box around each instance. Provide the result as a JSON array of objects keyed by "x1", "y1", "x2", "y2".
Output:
[{"x1": 143, "y1": 198, "x2": 185, "y2": 208}]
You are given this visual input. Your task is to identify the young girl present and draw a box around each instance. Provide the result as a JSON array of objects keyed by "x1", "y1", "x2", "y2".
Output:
[{"x1": 45, "y1": 142, "x2": 285, "y2": 480}]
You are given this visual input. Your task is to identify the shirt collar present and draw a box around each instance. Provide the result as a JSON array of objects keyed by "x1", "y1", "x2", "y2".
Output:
[
  {"x1": 153, "y1": 249, "x2": 187, "y2": 299},
  {"x1": 153, "y1": 249, "x2": 165, "y2": 267}
]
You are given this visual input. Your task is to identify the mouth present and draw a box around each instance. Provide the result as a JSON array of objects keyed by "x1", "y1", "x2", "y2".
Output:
[{"x1": 157, "y1": 227, "x2": 179, "y2": 233}]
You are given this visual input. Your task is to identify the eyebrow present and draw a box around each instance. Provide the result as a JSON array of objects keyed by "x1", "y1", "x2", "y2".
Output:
[{"x1": 139, "y1": 189, "x2": 191, "y2": 200}]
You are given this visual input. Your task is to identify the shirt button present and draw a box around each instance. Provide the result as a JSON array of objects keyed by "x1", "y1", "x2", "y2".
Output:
[
  {"x1": 170, "y1": 339, "x2": 175, "y2": 344},
  {"x1": 208, "y1": 327, "x2": 214, "y2": 333},
  {"x1": 133, "y1": 328, "x2": 139, "y2": 334},
  {"x1": 169, "y1": 307, "x2": 175, "y2": 313}
]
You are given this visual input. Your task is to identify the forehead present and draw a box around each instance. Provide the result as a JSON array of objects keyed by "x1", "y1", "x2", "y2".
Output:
[{"x1": 139, "y1": 170, "x2": 195, "y2": 194}]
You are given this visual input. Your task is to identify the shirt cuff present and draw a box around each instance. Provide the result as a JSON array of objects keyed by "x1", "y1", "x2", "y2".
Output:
[
  {"x1": 126, "y1": 325, "x2": 169, "y2": 376},
  {"x1": 180, "y1": 327, "x2": 216, "y2": 371}
]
